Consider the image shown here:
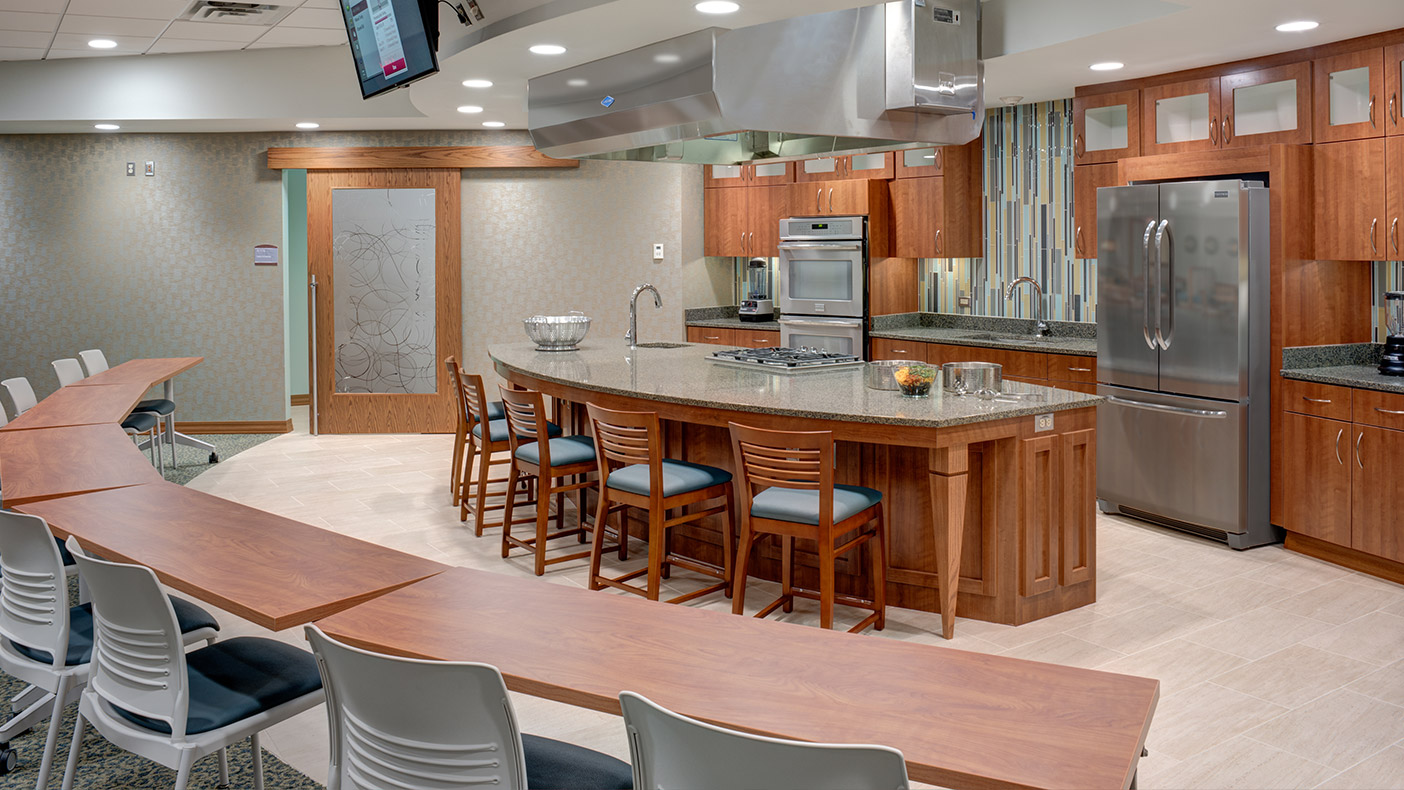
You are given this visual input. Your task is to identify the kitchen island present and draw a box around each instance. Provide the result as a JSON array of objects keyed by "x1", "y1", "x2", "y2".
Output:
[{"x1": 490, "y1": 342, "x2": 1103, "y2": 637}]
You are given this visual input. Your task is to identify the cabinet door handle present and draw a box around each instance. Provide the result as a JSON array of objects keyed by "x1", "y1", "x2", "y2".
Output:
[
  {"x1": 816, "y1": 188, "x2": 822, "y2": 213},
  {"x1": 749, "y1": 232, "x2": 755, "y2": 254},
  {"x1": 1375, "y1": 407, "x2": 1404, "y2": 415},
  {"x1": 1224, "y1": 115, "x2": 1233, "y2": 144},
  {"x1": 1336, "y1": 428, "x2": 1345, "y2": 466},
  {"x1": 892, "y1": 349, "x2": 908, "y2": 354},
  {"x1": 935, "y1": 148, "x2": 943, "y2": 169},
  {"x1": 935, "y1": 229, "x2": 942, "y2": 255},
  {"x1": 740, "y1": 232, "x2": 746, "y2": 254},
  {"x1": 1370, "y1": 95, "x2": 1377, "y2": 129},
  {"x1": 1302, "y1": 396, "x2": 1333, "y2": 404},
  {"x1": 1075, "y1": 226, "x2": 1084, "y2": 256},
  {"x1": 1067, "y1": 367, "x2": 1093, "y2": 373},
  {"x1": 1074, "y1": 133, "x2": 1084, "y2": 159},
  {"x1": 1392, "y1": 93, "x2": 1399, "y2": 128},
  {"x1": 1356, "y1": 431, "x2": 1365, "y2": 469},
  {"x1": 1393, "y1": 218, "x2": 1400, "y2": 255},
  {"x1": 1371, "y1": 218, "x2": 1380, "y2": 257},
  {"x1": 827, "y1": 188, "x2": 834, "y2": 213},
  {"x1": 1210, "y1": 117, "x2": 1219, "y2": 145}
]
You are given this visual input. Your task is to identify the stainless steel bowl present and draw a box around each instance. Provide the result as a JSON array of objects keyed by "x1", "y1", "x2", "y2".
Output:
[
  {"x1": 942, "y1": 361, "x2": 1002, "y2": 394},
  {"x1": 864, "y1": 360, "x2": 905, "y2": 391},
  {"x1": 523, "y1": 312, "x2": 591, "y2": 351}
]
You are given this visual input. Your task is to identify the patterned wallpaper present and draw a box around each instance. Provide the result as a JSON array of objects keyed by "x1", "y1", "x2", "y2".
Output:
[
  {"x1": 0, "y1": 129, "x2": 700, "y2": 423},
  {"x1": 922, "y1": 99, "x2": 1095, "y2": 323}
]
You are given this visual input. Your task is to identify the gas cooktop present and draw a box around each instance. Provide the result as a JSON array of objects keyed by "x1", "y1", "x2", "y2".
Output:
[{"x1": 708, "y1": 346, "x2": 864, "y2": 373}]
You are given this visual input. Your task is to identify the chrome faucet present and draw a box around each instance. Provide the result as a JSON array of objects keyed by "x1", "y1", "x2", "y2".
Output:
[
  {"x1": 1006, "y1": 277, "x2": 1050, "y2": 337},
  {"x1": 625, "y1": 283, "x2": 662, "y2": 348}
]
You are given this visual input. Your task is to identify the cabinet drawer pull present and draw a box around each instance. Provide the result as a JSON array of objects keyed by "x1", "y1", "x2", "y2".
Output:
[
  {"x1": 816, "y1": 188, "x2": 822, "y2": 213},
  {"x1": 1067, "y1": 367, "x2": 1092, "y2": 373},
  {"x1": 1301, "y1": 397, "x2": 1333, "y2": 404},
  {"x1": 1356, "y1": 431, "x2": 1364, "y2": 469},
  {"x1": 935, "y1": 229, "x2": 942, "y2": 255},
  {"x1": 891, "y1": 349, "x2": 908, "y2": 354},
  {"x1": 1393, "y1": 218, "x2": 1400, "y2": 255},
  {"x1": 828, "y1": 188, "x2": 834, "y2": 213},
  {"x1": 1374, "y1": 407, "x2": 1404, "y2": 416},
  {"x1": 1336, "y1": 428, "x2": 1345, "y2": 466},
  {"x1": 1393, "y1": 93, "x2": 1399, "y2": 128}
]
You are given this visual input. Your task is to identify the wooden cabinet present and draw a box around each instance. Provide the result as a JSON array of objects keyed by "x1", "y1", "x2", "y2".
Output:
[
  {"x1": 686, "y1": 326, "x2": 737, "y2": 345},
  {"x1": 795, "y1": 156, "x2": 846, "y2": 183},
  {"x1": 1352, "y1": 387, "x2": 1404, "y2": 430},
  {"x1": 1282, "y1": 411, "x2": 1354, "y2": 547},
  {"x1": 795, "y1": 153, "x2": 895, "y2": 183},
  {"x1": 895, "y1": 147, "x2": 946, "y2": 178},
  {"x1": 1073, "y1": 90, "x2": 1140, "y2": 165},
  {"x1": 703, "y1": 185, "x2": 791, "y2": 258},
  {"x1": 928, "y1": 344, "x2": 1049, "y2": 379},
  {"x1": 1073, "y1": 164, "x2": 1119, "y2": 259},
  {"x1": 703, "y1": 164, "x2": 749, "y2": 188},
  {"x1": 891, "y1": 177, "x2": 943, "y2": 258},
  {"x1": 734, "y1": 329, "x2": 780, "y2": 348},
  {"x1": 1047, "y1": 356, "x2": 1097, "y2": 386},
  {"x1": 846, "y1": 152, "x2": 895, "y2": 180},
  {"x1": 749, "y1": 161, "x2": 795, "y2": 186},
  {"x1": 870, "y1": 338, "x2": 927, "y2": 361},
  {"x1": 1314, "y1": 49, "x2": 1385, "y2": 143},
  {"x1": 1282, "y1": 379, "x2": 1353, "y2": 422},
  {"x1": 1387, "y1": 43, "x2": 1404, "y2": 136},
  {"x1": 1313, "y1": 138, "x2": 1386, "y2": 260},
  {"x1": 888, "y1": 141, "x2": 983, "y2": 259},
  {"x1": 1352, "y1": 424, "x2": 1404, "y2": 563},
  {"x1": 703, "y1": 162, "x2": 795, "y2": 188},
  {"x1": 1221, "y1": 62, "x2": 1313, "y2": 147},
  {"x1": 749, "y1": 185, "x2": 790, "y2": 257},
  {"x1": 1142, "y1": 78, "x2": 1222, "y2": 155},
  {"x1": 1390, "y1": 136, "x2": 1404, "y2": 259}
]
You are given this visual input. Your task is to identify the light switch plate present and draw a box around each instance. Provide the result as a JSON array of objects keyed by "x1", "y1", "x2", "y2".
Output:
[
  {"x1": 126, "y1": 162, "x2": 135, "y2": 176},
  {"x1": 652, "y1": 243, "x2": 665, "y2": 261},
  {"x1": 957, "y1": 296, "x2": 971, "y2": 308},
  {"x1": 1035, "y1": 413, "x2": 1054, "y2": 432},
  {"x1": 144, "y1": 161, "x2": 155, "y2": 177}
]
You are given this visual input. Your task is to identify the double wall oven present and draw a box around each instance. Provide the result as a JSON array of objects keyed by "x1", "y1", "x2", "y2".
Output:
[{"x1": 777, "y1": 216, "x2": 869, "y2": 357}]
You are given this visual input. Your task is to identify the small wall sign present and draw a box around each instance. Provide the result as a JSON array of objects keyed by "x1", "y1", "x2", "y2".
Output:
[{"x1": 254, "y1": 244, "x2": 279, "y2": 266}]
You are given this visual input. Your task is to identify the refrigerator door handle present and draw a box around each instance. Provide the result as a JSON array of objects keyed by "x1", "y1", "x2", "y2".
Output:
[
  {"x1": 1105, "y1": 396, "x2": 1229, "y2": 419},
  {"x1": 1155, "y1": 220, "x2": 1174, "y2": 350},
  {"x1": 1142, "y1": 220, "x2": 1158, "y2": 351}
]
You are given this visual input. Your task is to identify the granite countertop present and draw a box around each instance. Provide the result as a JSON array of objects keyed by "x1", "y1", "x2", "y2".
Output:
[
  {"x1": 869, "y1": 326, "x2": 1097, "y2": 357},
  {"x1": 687, "y1": 316, "x2": 780, "y2": 331},
  {"x1": 1280, "y1": 366, "x2": 1404, "y2": 394},
  {"x1": 489, "y1": 342, "x2": 1101, "y2": 429}
]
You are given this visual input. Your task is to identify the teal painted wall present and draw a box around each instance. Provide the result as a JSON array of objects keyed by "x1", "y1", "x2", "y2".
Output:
[{"x1": 283, "y1": 169, "x2": 309, "y2": 397}]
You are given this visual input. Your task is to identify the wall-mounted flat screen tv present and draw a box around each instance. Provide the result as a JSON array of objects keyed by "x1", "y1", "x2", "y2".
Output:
[{"x1": 340, "y1": 0, "x2": 440, "y2": 99}]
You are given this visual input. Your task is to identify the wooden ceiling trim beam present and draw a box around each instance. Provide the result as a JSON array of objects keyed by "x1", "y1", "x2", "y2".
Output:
[{"x1": 266, "y1": 145, "x2": 579, "y2": 170}]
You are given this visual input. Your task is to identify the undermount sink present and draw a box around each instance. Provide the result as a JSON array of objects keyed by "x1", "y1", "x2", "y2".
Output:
[
  {"x1": 634, "y1": 342, "x2": 690, "y2": 349},
  {"x1": 961, "y1": 333, "x2": 1057, "y2": 343}
]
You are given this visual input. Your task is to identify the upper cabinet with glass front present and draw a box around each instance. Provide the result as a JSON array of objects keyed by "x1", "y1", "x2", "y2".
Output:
[
  {"x1": 1221, "y1": 62, "x2": 1313, "y2": 147},
  {"x1": 1142, "y1": 78, "x2": 1221, "y2": 155},
  {"x1": 1314, "y1": 49, "x2": 1385, "y2": 143},
  {"x1": 894, "y1": 147, "x2": 946, "y2": 177},
  {"x1": 1073, "y1": 90, "x2": 1141, "y2": 165},
  {"x1": 703, "y1": 162, "x2": 795, "y2": 188}
]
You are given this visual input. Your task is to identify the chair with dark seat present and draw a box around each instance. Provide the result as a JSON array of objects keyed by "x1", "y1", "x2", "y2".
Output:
[
  {"x1": 0, "y1": 512, "x2": 220, "y2": 789},
  {"x1": 445, "y1": 357, "x2": 503, "y2": 507},
  {"x1": 458, "y1": 371, "x2": 556, "y2": 536},
  {"x1": 498, "y1": 385, "x2": 628, "y2": 575},
  {"x1": 59, "y1": 538, "x2": 325, "y2": 790},
  {"x1": 51, "y1": 358, "x2": 166, "y2": 473},
  {"x1": 78, "y1": 349, "x2": 178, "y2": 463},
  {"x1": 585, "y1": 403, "x2": 735, "y2": 604},
  {"x1": 306, "y1": 625, "x2": 633, "y2": 790},
  {"x1": 727, "y1": 422, "x2": 886, "y2": 632}
]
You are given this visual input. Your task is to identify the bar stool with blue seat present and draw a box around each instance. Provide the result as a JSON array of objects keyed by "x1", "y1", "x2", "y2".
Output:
[
  {"x1": 586, "y1": 403, "x2": 736, "y2": 604},
  {"x1": 727, "y1": 422, "x2": 887, "y2": 633},
  {"x1": 306, "y1": 625, "x2": 633, "y2": 790},
  {"x1": 446, "y1": 356, "x2": 503, "y2": 507},
  {"x1": 77, "y1": 350, "x2": 178, "y2": 463},
  {"x1": 458, "y1": 372, "x2": 555, "y2": 536},
  {"x1": 0, "y1": 512, "x2": 221, "y2": 789},
  {"x1": 59, "y1": 537, "x2": 325, "y2": 790},
  {"x1": 498, "y1": 385, "x2": 628, "y2": 576}
]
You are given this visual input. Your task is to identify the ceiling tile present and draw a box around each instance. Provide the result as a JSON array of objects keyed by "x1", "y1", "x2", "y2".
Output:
[
  {"x1": 45, "y1": 48, "x2": 142, "y2": 58},
  {"x1": 64, "y1": 0, "x2": 188, "y2": 19},
  {"x1": 0, "y1": 45, "x2": 45, "y2": 61},
  {"x1": 58, "y1": 14, "x2": 171, "y2": 37},
  {"x1": 161, "y1": 20, "x2": 265, "y2": 42},
  {"x1": 146, "y1": 37, "x2": 245, "y2": 53},
  {"x1": 280, "y1": 6, "x2": 343, "y2": 28},
  {"x1": 0, "y1": 0, "x2": 65, "y2": 12},
  {"x1": 0, "y1": 10, "x2": 57, "y2": 31},
  {"x1": 0, "y1": 29, "x2": 52, "y2": 47},
  {"x1": 47, "y1": 32, "x2": 152, "y2": 50},
  {"x1": 255, "y1": 24, "x2": 346, "y2": 46}
]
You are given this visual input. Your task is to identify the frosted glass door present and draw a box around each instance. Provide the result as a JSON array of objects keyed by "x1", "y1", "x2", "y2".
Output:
[{"x1": 332, "y1": 188, "x2": 437, "y2": 394}]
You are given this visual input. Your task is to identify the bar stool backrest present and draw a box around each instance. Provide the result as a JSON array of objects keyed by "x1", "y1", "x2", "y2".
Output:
[
  {"x1": 586, "y1": 404, "x2": 662, "y2": 498},
  {"x1": 498, "y1": 386, "x2": 551, "y2": 465},
  {"x1": 78, "y1": 350, "x2": 109, "y2": 377},
  {"x1": 1, "y1": 377, "x2": 37, "y2": 416},
  {"x1": 52, "y1": 358, "x2": 86, "y2": 388},
  {"x1": 0, "y1": 511, "x2": 72, "y2": 670},
  {"x1": 728, "y1": 423, "x2": 836, "y2": 527},
  {"x1": 620, "y1": 691, "x2": 909, "y2": 790},
  {"x1": 458, "y1": 371, "x2": 491, "y2": 428},
  {"x1": 445, "y1": 357, "x2": 468, "y2": 428}
]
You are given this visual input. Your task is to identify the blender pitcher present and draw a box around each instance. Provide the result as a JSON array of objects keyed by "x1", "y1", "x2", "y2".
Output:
[{"x1": 1380, "y1": 291, "x2": 1404, "y2": 376}]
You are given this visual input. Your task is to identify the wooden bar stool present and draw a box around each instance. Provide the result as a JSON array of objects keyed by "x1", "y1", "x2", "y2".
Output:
[
  {"x1": 586, "y1": 403, "x2": 735, "y2": 604},
  {"x1": 446, "y1": 357, "x2": 503, "y2": 507},
  {"x1": 457, "y1": 371, "x2": 553, "y2": 535},
  {"x1": 727, "y1": 422, "x2": 886, "y2": 633},
  {"x1": 498, "y1": 386, "x2": 628, "y2": 575}
]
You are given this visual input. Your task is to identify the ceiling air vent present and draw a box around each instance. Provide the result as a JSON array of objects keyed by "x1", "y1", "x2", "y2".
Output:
[{"x1": 179, "y1": 1, "x2": 295, "y2": 26}]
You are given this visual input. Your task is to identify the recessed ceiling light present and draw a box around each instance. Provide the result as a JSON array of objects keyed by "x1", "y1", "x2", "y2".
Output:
[
  {"x1": 695, "y1": 1, "x2": 740, "y2": 13},
  {"x1": 457, "y1": 105, "x2": 484, "y2": 114},
  {"x1": 999, "y1": 95, "x2": 1024, "y2": 104},
  {"x1": 93, "y1": 123, "x2": 119, "y2": 130},
  {"x1": 1275, "y1": 20, "x2": 1319, "y2": 32},
  {"x1": 483, "y1": 121, "x2": 506, "y2": 128},
  {"x1": 88, "y1": 39, "x2": 117, "y2": 49},
  {"x1": 654, "y1": 53, "x2": 681, "y2": 64},
  {"x1": 1090, "y1": 62, "x2": 1124, "y2": 71},
  {"x1": 462, "y1": 79, "x2": 493, "y2": 88},
  {"x1": 296, "y1": 122, "x2": 320, "y2": 129},
  {"x1": 567, "y1": 78, "x2": 589, "y2": 87},
  {"x1": 529, "y1": 44, "x2": 566, "y2": 55}
]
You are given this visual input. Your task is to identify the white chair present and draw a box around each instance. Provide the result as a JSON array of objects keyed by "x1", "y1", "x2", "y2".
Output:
[
  {"x1": 0, "y1": 378, "x2": 37, "y2": 417},
  {"x1": 78, "y1": 349, "x2": 179, "y2": 466},
  {"x1": 0, "y1": 513, "x2": 220, "y2": 788},
  {"x1": 60, "y1": 538, "x2": 325, "y2": 790},
  {"x1": 76, "y1": 350, "x2": 108, "y2": 377},
  {"x1": 305, "y1": 625, "x2": 633, "y2": 790},
  {"x1": 619, "y1": 691, "x2": 910, "y2": 790},
  {"x1": 50, "y1": 359, "x2": 86, "y2": 388}
]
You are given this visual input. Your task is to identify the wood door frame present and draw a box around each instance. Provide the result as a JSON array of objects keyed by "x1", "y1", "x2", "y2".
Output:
[{"x1": 307, "y1": 168, "x2": 462, "y2": 434}]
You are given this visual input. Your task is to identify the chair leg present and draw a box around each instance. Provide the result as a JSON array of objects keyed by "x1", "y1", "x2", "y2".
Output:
[
  {"x1": 174, "y1": 748, "x2": 196, "y2": 790},
  {"x1": 732, "y1": 524, "x2": 754, "y2": 615},
  {"x1": 615, "y1": 505, "x2": 629, "y2": 561},
  {"x1": 251, "y1": 732, "x2": 265, "y2": 790},
  {"x1": 534, "y1": 475, "x2": 551, "y2": 576},
  {"x1": 819, "y1": 537, "x2": 837, "y2": 630},
  {"x1": 458, "y1": 439, "x2": 477, "y2": 522},
  {"x1": 647, "y1": 509, "x2": 666, "y2": 601},
  {"x1": 450, "y1": 426, "x2": 465, "y2": 505},
  {"x1": 218, "y1": 747, "x2": 230, "y2": 788},
  {"x1": 660, "y1": 511, "x2": 672, "y2": 581},
  {"x1": 781, "y1": 536, "x2": 794, "y2": 613},
  {"x1": 35, "y1": 673, "x2": 71, "y2": 790},
  {"x1": 588, "y1": 490, "x2": 612, "y2": 591},
  {"x1": 576, "y1": 481, "x2": 588, "y2": 544},
  {"x1": 872, "y1": 507, "x2": 887, "y2": 630},
  {"x1": 473, "y1": 444, "x2": 492, "y2": 537},
  {"x1": 59, "y1": 710, "x2": 86, "y2": 790},
  {"x1": 722, "y1": 487, "x2": 737, "y2": 597},
  {"x1": 501, "y1": 465, "x2": 521, "y2": 559}
]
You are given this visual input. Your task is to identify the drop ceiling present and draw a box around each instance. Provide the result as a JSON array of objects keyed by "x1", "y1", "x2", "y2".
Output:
[{"x1": 0, "y1": 0, "x2": 1402, "y2": 133}]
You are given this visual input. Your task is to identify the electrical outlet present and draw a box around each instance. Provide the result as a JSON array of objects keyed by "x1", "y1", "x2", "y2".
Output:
[
  {"x1": 126, "y1": 162, "x2": 135, "y2": 176},
  {"x1": 957, "y1": 296, "x2": 971, "y2": 308},
  {"x1": 1035, "y1": 413, "x2": 1054, "y2": 432},
  {"x1": 652, "y1": 243, "x2": 665, "y2": 261},
  {"x1": 144, "y1": 161, "x2": 155, "y2": 177}
]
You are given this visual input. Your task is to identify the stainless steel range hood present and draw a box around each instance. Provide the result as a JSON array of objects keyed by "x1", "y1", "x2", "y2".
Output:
[{"x1": 527, "y1": 0, "x2": 982, "y2": 165}]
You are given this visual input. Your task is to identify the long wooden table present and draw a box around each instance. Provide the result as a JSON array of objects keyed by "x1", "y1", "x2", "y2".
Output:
[
  {"x1": 3, "y1": 382, "x2": 152, "y2": 430},
  {"x1": 16, "y1": 482, "x2": 448, "y2": 630},
  {"x1": 66, "y1": 357, "x2": 203, "y2": 388},
  {"x1": 316, "y1": 566, "x2": 1159, "y2": 790},
  {"x1": 0, "y1": 424, "x2": 165, "y2": 505}
]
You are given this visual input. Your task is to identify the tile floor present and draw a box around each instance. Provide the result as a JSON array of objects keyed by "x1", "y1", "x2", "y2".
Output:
[{"x1": 181, "y1": 407, "x2": 1404, "y2": 790}]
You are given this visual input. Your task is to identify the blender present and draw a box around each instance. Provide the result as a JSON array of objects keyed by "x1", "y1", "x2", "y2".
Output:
[
  {"x1": 738, "y1": 258, "x2": 774, "y2": 322},
  {"x1": 1381, "y1": 291, "x2": 1404, "y2": 376}
]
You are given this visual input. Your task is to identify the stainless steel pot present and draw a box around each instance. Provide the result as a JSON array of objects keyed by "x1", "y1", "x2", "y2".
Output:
[{"x1": 942, "y1": 361, "x2": 1002, "y2": 394}]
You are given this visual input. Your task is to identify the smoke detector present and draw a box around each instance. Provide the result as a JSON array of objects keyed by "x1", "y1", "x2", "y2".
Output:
[{"x1": 179, "y1": 1, "x2": 295, "y2": 25}]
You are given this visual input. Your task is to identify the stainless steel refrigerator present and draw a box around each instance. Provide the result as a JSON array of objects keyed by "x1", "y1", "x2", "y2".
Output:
[{"x1": 1096, "y1": 180, "x2": 1277, "y2": 549}]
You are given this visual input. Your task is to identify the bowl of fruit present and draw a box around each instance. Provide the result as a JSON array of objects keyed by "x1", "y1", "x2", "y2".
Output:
[{"x1": 893, "y1": 363, "x2": 936, "y2": 398}]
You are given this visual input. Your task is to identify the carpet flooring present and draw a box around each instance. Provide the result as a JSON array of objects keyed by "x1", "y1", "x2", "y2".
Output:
[{"x1": 162, "y1": 433, "x2": 278, "y2": 487}]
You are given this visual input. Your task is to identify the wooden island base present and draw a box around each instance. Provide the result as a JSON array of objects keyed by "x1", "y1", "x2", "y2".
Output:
[{"x1": 502, "y1": 364, "x2": 1098, "y2": 635}]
